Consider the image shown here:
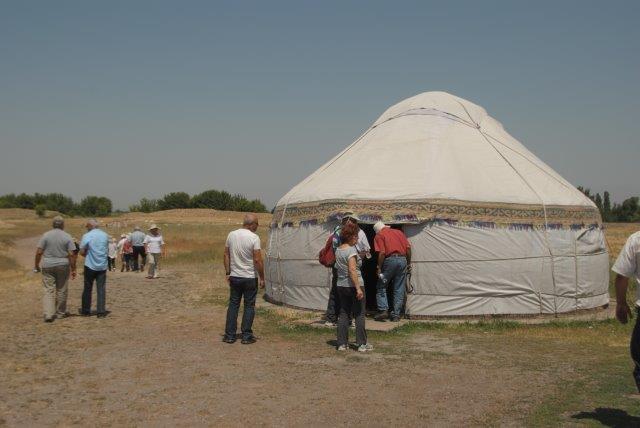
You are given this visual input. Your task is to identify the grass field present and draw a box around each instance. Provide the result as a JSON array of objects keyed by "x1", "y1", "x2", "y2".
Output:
[{"x1": 1, "y1": 208, "x2": 639, "y2": 426}]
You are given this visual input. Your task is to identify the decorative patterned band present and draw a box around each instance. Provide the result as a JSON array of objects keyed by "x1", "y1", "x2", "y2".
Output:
[{"x1": 271, "y1": 198, "x2": 602, "y2": 230}]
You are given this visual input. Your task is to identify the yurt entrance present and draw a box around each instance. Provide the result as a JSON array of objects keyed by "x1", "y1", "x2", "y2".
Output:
[{"x1": 359, "y1": 223, "x2": 408, "y2": 314}]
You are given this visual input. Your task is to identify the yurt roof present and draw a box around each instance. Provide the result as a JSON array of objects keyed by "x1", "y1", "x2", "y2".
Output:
[{"x1": 273, "y1": 91, "x2": 599, "y2": 228}]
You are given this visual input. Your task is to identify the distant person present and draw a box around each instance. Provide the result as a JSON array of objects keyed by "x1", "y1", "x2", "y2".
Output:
[
  {"x1": 144, "y1": 224, "x2": 165, "y2": 279},
  {"x1": 79, "y1": 219, "x2": 109, "y2": 318},
  {"x1": 33, "y1": 216, "x2": 77, "y2": 322},
  {"x1": 223, "y1": 214, "x2": 265, "y2": 345},
  {"x1": 117, "y1": 234, "x2": 128, "y2": 272},
  {"x1": 107, "y1": 237, "x2": 117, "y2": 272},
  {"x1": 334, "y1": 221, "x2": 372, "y2": 352},
  {"x1": 130, "y1": 226, "x2": 146, "y2": 272},
  {"x1": 612, "y1": 231, "x2": 640, "y2": 393},
  {"x1": 323, "y1": 213, "x2": 370, "y2": 327},
  {"x1": 373, "y1": 221, "x2": 411, "y2": 322}
]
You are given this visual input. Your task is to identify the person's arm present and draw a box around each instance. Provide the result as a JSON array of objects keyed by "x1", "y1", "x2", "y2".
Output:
[
  {"x1": 254, "y1": 249, "x2": 265, "y2": 288},
  {"x1": 375, "y1": 234, "x2": 385, "y2": 275},
  {"x1": 34, "y1": 248, "x2": 43, "y2": 272},
  {"x1": 348, "y1": 255, "x2": 363, "y2": 300},
  {"x1": 161, "y1": 240, "x2": 166, "y2": 257},
  {"x1": 68, "y1": 251, "x2": 77, "y2": 279},
  {"x1": 615, "y1": 274, "x2": 633, "y2": 324},
  {"x1": 406, "y1": 247, "x2": 412, "y2": 271},
  {"x1": 224, "y1": 246, "x2": 231, "y2": 283}
]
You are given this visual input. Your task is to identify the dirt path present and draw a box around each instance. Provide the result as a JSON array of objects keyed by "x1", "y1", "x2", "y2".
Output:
[{"x1": 1, "y1": 237, "x2": 554, "y2": 426}]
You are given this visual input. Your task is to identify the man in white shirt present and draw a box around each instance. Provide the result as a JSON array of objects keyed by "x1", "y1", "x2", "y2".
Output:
[
  {"x1": 223, "y1": 214, "x2": 265, "y2": 344},
  {"x1": 612, "y1": 231, "x2": 640, "y2": 392}
]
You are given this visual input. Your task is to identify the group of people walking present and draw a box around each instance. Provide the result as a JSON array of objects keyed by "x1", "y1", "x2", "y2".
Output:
[
  {"x1": 34, "y1": 217, "x2": 165, "y2": 322},
  {"x1": 114, "y1": 225, "x2": 165, "y2": 277}
]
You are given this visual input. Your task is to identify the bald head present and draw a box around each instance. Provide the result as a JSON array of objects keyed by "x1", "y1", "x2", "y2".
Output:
[{"x1": 243, "y1": 214, "x2": 259, "y2": 232}]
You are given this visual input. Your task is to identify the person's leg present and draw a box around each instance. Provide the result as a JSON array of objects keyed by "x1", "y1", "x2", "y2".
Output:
[
  {"x1": 631, "y1": 308, "x2": 640, "y2": 392},
  {"x1": 153, "y1": 253, "x2": 161, "y2": 277},
  {"x1": 55, "y1": 265, "x2": 70, "y2": 317},
  {"x1": 240, "y1": 278, "x2": 258, "y2": 340},
  {"x1": 224, "y1": 278, "x2": 243, "y2": 341},
  {"x1": 337, "y1": 287, "x2": 354, "y2": 347},
  {"x1": 354, "y1": 289, "x2": 367, "y2": 346},
  {"x1": 390, "y1": 258, "x2": 407, "y2": 320},
  {"x1": 120, "y1": 255, "x2": 125, "y2": 272},
  {"x1": 147, "y1": 254, "x2": 155, "y2": 278},
  {"x1": 324, "y1": 267, "x2": 339, "y2": 323},
  {"x1": 126, "y1": 254, "x2": 132, "y2": 271},
  {"x1": 132, "y1": 247, "x2": 140, "y2": 271},
  {"x1": 81, "y1": 266, "x2": 94, "y2": 314},
  {"x1": 375, "y1": 259, "x2": 390, "y2": 315},
  {"x1": 41, "y1": 268, "x2": 56, "y2": 320},
  {"x1": 140, "y1": 247, "x2": 146, "y2": 271},
  {"x1": 96, "y1": 270, "x2": 107, "y2": 314}
]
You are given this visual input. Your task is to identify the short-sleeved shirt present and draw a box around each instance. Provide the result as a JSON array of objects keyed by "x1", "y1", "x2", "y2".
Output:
[
  {"x1": 144, "y1": 234, "x2": 164, "y2": 254},
  {"x1": 130, "y1": 231, "x2": 146, "y2": 246},
  {"x1": 331, "y1": 226, "x2": 370, "y2": 254},
  {"x1": 80, "y1": 228, "x2": 109, "y2": 271},
  {"x1": 374, "y1": 227, "x2": 411, "y2": 256},
  {"x1": 335, "y1": 246, "x2": 363, "y2": 288},
  {"x1": 612, "y1": 231, "x2": 640, "y2": 306},
  {"x1": 225, "y1": 228, "x2": 261, "y2": 278},
  {"x1": 108, "y1": 242, "x2": 118, "y2": 258},
  {"x1": 37, "y1": 229, "x2": 75, "y2": 268}
]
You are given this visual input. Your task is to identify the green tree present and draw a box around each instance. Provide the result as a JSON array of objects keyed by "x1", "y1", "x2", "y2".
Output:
[
  {"x1": 612, "y1": 197, "x2": 640, "y2": 222},
  {"x1": 79, "y1": 196, "x2": 112, "y2": 217},
  {"x1": 34, "y1": 204, "x2": 46, "y2": 218},
  {"x1": 129, "y1": 198, "x2": 159, "y2": 213},
  {"x1": 15, "y1": 193, "x2": 35, "y2": 209},
  {"x1": 44, "y1": 193, "x2": 76, "y2": 214},
  {"x1": 603, "y1": 191, "x2": 612, "y2": 222},
  {"x1": 191, "y1": 190, "x2": 233, "y2": 210},
  {"x1": 158, "y1": 192, "x2": 191, "y2": 210},
  {"x1": 594, "y1": 193, "x2": 603, "y2": 217}
]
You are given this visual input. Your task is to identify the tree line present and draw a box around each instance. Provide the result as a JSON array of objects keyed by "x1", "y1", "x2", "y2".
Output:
[
  {"x1": 0, "y1": 189, "x2": 268, "y2": 217},
  {"x1": 577, "y1": 187, "x2": 640, "y2": 222},
  {"x1": 0, "y1": 193, "x2": 112, "y2": 217},
  {"x1": 128, "y1": 190, "x2": 267, "y2": 213}
]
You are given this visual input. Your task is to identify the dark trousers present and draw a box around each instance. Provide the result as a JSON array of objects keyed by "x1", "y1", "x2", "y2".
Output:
[
  {"x1": 82, "y1": 266, "x2": 107, "y2": 314},
  {"x1": 224, "y1": 277, "x2": 258, "y2": 341},
  {"x1": 337, "y1": 287, "x2": 367, "y2": 347},
  {"x1": 107, "y1": 257, "x2": 115, "y2": 271},
  {"x1": 632, "y1": 308, "x2": 640, "y2": 392},
  {"x1": 325, "y1": 267, "x2": 339, "y2": 322},
  {"x1": 132, "y1": 246, "x2": 146, "y2": 271}
]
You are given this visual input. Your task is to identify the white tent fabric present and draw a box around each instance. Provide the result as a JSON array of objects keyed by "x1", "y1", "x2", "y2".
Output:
[{"x1": 265, "y1": 91, "x2": 609, "y2": 316}]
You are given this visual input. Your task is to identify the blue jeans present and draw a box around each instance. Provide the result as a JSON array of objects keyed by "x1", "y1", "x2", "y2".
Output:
[
  {"x1": 376, "y1": 256, "x2": 407, "y2": 318},
  {"x1": 224, "y1": 277, "x2": 258, "y2": 341},
  {"x1": 632, "y1": 308, "x2": 640, "y2": 392}
]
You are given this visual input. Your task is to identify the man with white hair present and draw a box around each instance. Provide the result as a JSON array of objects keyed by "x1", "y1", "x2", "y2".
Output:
[
  {"x1": 79, "y1": 219, "x2": 110, "y2": 318},
  {"x1": 223, "y1": 213, "x2": 265, "y2": 344},
  {"x1": 373, "y1": 221, "x2": 411, "y2": 322},
  {"x1": 130, "y1": 226, "x2": 146, "y2": 272},
  {"x1": 34, "y1": 216, "x2": 77, "y2": 322}
]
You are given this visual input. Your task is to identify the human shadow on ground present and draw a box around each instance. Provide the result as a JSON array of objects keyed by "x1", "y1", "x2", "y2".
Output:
[{"x1": 572, "y1": 407, "x2": 640, "y2": 427}]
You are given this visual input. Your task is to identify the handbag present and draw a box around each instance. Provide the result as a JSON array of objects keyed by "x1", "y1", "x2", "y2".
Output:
[{"x1": 318, "y1": 235, "x2": 336, "y2": 267}]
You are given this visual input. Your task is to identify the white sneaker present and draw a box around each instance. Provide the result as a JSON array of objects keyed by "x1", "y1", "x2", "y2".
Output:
[
  {"x1": 357, "y1": 343, "x2": 373, "y2": 352},
  {"x1": 324, "y1": 320, "x2": 336, "y2": 327},
  {"x1": 336, "y1": 344, "x2": 348, "y2": 351}
]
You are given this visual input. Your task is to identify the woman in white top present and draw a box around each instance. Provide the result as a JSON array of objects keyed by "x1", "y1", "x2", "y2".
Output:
[
  {"x1": 143, "y1": 224, "x2": 165, "y2": 279},
  {"x1": 333, "y1": 222, "x2": 372, "y2": 352},
  {"x1": 107, "y1": 238, "x2": 118, "y2": 271}
]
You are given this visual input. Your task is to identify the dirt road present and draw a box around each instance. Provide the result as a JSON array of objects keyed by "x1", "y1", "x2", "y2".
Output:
[{"x1": 1, "y1": 237, "x2": 552, "y2": 426}]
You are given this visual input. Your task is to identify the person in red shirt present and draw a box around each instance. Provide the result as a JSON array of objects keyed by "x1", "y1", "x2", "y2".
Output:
[{"x1": 373, "y1": 221, "x2": 411, "y2": 321}]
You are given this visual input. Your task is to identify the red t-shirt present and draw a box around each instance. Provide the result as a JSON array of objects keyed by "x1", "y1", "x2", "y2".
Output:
[{"x1": 374, "y1": 228, "x2": 410, "y2": 256}]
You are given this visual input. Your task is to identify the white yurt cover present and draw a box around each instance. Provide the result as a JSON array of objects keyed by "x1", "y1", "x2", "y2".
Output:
[{"x1": 265, "y1": 91, "x2": 609, "y2": 316}]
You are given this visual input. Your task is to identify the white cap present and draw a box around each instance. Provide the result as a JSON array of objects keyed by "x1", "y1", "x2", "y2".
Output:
[{"x1": 373, "y1": 221, "x2": 387, "y2": 234}]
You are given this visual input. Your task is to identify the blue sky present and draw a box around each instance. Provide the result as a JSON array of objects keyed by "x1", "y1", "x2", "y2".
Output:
[{"x1": 1, "y1": 1, "x2": 638, "y2": 209}]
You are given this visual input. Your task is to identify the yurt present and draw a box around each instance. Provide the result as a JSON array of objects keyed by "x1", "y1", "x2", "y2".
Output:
[{"x1": 265, "y1": 91, "x2": 609, "y2": 317}]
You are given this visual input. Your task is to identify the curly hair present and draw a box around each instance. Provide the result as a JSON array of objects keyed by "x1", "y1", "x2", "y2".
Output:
[{"x1": 340, "y1": 221, "x2": 359, "y2": 244}]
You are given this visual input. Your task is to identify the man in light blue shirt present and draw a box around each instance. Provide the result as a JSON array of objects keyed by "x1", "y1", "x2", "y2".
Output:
[
  {"x1": 129, "y1": 226, "x2": 147, "y2": 272},
  {"x1": 79, "y1": 219, "x2": 109, "y2": 317}
]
